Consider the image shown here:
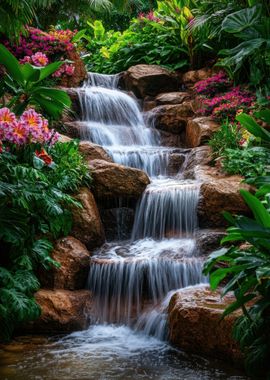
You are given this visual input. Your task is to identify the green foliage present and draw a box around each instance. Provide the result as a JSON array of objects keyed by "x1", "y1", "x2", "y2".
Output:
[
  {"x1": 80, "y1": 17, "x2": 189, "y2": 74},
  {"x1": 208, "y1": 120, "x2": 242, "y2": 159},
  {"x1": 236, "y1": 110, "x2": 270, "y2": 146},
  {"x1": 0, "y1": 44, "x2": 71, "y2": 119},
  {"x1": 222, "y1": 147, "x2": 270, "y2": 179},
  {"x1": 218, "y1": 5, "x2": 270, "y2": 96},
  {"x1": 0, "y1": 140, "x2": 91, "y2": 341},
  {"x1": 203, "y1": 181, "x2": 270, "y2": 377}
]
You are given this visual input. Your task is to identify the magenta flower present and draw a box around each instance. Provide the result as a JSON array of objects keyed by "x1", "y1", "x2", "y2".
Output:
[{"x1": 31, "y1": 52, "x2": 49, "y2": 67}]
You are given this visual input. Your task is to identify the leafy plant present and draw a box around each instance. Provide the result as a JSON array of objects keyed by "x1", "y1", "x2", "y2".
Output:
[
  {"x1": 0, "y1": 44, "x2": 71, "y2": 119},
  {"x1": 218, "y1": 4, "x2": 270, "y2": 97},
  {"x1": 203, "y1": 181, "x2": 270, "y2": 377},
  {"x1": 208, "y1": 120, "x2": 242, "y2": 159},
  {"x1": 0, "y1": 140, "x2": 90, "y2": 341}
]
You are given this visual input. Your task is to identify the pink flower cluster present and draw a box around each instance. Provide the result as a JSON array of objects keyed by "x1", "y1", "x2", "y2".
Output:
[
  {"x1": 2, "y1": 27, "x2": 75, "y2": 60},
  {"x1": 20, "y1": 52, "x2": 49, "y2": 67},
  {"x1": 198, "y1": 87, "x2": 255, "y2": 121},
  {"x1": 138, "y1": 10, "x2": 161, "y2": 23},
  {"x1": 52, "y1": 63, "x2": 75, "y2": 78},
  {"x1": 0, "y1": 108, "x2": 59, "y2": 146},
  {"x1": 194, "y1": 72, "x2": 232, "y2": 96}
]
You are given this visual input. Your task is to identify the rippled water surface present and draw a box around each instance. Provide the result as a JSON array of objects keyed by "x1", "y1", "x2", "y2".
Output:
[{"x1": 0, "y1": 325, "x2": 248, "y2": 380}]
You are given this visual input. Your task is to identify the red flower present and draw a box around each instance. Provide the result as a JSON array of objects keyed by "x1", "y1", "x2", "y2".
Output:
[{"x1": 35, "y1": 148, "x2": 53, "y2": 165}]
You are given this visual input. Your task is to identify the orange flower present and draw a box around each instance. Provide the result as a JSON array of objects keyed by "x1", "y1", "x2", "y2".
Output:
[{"x1": 35, "y1": 148, "x2": 53, "y2": 166}]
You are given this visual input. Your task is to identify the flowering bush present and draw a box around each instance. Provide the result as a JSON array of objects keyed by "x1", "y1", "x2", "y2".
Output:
[
  {"x1": 2, "y1": 27, "x2": 75, "y2": 79},
  {"x1": 194, "y1": 72, "x2": 232, "y2": 96},
  {"x1": 0, "y1": 107, "x2": 59, "y2": 147},
  {"x1": 138, "y1": 10, "x2": 161, "y2": 23},
  {"x1": 197, "y1": 86, "x2": 255, "y2": 121}
]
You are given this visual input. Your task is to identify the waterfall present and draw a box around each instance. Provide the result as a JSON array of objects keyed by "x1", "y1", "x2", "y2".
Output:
[
  {"x1": 88, "y1": 239, "x2": 207, "y2": 325},
  {"x1": 132, "y1": 179, "x2": 200, "y2": 240},
  {"x1": 76, "y1": 73, "x2": 185, "y2": 178},
  {"x1": 78, "y1": 72, "x2": 207, "y2": 340}
]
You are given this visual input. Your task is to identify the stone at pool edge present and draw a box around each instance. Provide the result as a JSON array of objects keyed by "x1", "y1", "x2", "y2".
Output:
[
  {"x1": 168, "y1": 286, "x2": 243, "y2": 366},
  {"x1": 22, "y1": 289, "x2": 92, "y2": 334}
]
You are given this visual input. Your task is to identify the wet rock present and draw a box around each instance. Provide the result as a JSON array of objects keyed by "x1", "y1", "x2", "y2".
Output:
[
  {"x1": 197, "y1": 169, "x2": 251, "y2": 227},
  {"x1": 28, "y1": 289, "x2": 92, "y2": 333},
  {"x1": 122, "y1": 64, "x2": 179, "y2": 98},
  {"x1": 62, "y1": 121, "x2": 81, "y2": 138},
  {"x1": 168, "y1": 153, "x2": 186, "y2": 175},
  {"x1": 79, "y1": 141, "x2": 113, "y2": 163},
  {"x1": 61, "y1": 87, "x2": 81, "y2": 115},
  {"x1": 196, "y1": 229, "x2": 226, "y2": 255},
  {"x1": 150, "y1": 103, "x2": 194, "y2": 134},
  {"x1": 143, "y1": 100, "x2": 157, "y2": 112},
  {"x1": 100, "y1": 207, "x2": 135, "y2": 241},
  {"x1": 186, "y1": 117, "x2": 220, "y2": 148},
  {"x1": 183, "y1": 146, "x2": 212, "y2": 178},
  {"x1": 58, "y1": 133, "x2": 72, "y2": 143},
  {"x1": 155, "y1": 92, "x2": 191, "y2": 105},
  {"x1": 89, "y1": 159, "x2": 150, "y2": 199},
  {"x1": 39, "y1": 237, "x2": 91, "y2": 290},
  {"x1": 60, "y1": 49, "x2": 87, "y2": 88},
  {"x1": 159, "y1": 130, "x2": 182, "y2": 147},
  {"x1": 168, "y1": 286, "x2": 242, "y2": 364},
  {"x1": 182, "y1": 68, "x2": 214, "y2": 87},
  {"x1": 71, "y1": 187, "x2": 105, "y2": 249}
]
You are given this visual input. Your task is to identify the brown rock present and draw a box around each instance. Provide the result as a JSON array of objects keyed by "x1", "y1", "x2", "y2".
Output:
[
  {"x1": 30, "y1": 289, "x2": 92, "y2": 333},
  {"x1": 79, "y1": 141, "x2": 113, "y2": 162},
  {"x1": 90, "y1": 159, "x2": 150, "y2": 199},
  {"x1": 39, "y1": 237, "x2": 90, "y2": 290},
  {"x1": 60, "y1": 49, "x2": 87, "y2": 88},
  {"x1": 196, "y1": 229, "x2": 226, "y2": 255},
  {"x1": 150, "y1": 102, "x2": 194, "y2": 134},
  {"x1": 168, "y1": 286, "x2": 242, "y2": 364},
  {"x1": 183, "y1": 146, "x2": 212, "y2": 178},
  {"x1": 63, "y1": 121, "x2": 81, "y2": 138},
  {"x1": 143, "y1": 100, "x2": 157, "y2": 112},
  {"x1": 159, "y1": 130, "x2": 182, "y2": 147},
  {"x1": 58, "y1": 133, "x2": 72, "y2": 143},
  {"x1": 155, "y1": 92, "x2": 191, "y2": 105},
  {"x1": 182, "y1": 68, "x2": 213, "y2": 87},
  {"x1": 186, "y1": 117, "x2": 220, "y2": 148},
  {"x1": 122, "y1": 64, "x2": 179, "y2": 98},
  {"x1": 198, "y1": 170, "x2": 251, "y2": 227},
  {"x1": 72, "y1": 187, "x2": 105, "y2": 249},
  {"x1": 61, "y1": 87, "x2": 81, "y2": 115}
]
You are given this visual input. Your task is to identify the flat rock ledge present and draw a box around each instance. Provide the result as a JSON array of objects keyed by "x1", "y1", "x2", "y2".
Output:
[{"x1": 168, "y1": 286, "x2": 243, "y2": 365}]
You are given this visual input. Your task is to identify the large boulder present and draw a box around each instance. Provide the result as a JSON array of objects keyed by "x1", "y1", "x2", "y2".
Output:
[
  {"x1": 29, "y1": 289, "x2": 92, "y2": 333},
  {"x1": 150, "y1": 103, "x2": 194, "y2": 134},
  {"x1": 60, "y1": 49, "x2": 87, "y2": 88},
  {"x1": 122, "y1": 64, "x2": 179, "y2": 98},
  {"x1": 89, "y1": 159, "x2": 150, "y2": 199},
  {"x1": 62, "y1": 121, "x2": 81, "y2": 138},
  {"x1": 197, "y1": 168, "x2": 251, "y2": 227},
  {"x1": 186, "y1": 117, "x2": 220, "y2": 148},
  {"x1": 79, "y1": 141, "x2": 113, "y2": 162},
  {"x1": 168, "y1": 286, "x2": 242, "y2": 364},
  {"x1": 39, "y1": 237, "x2": 91, "y2": 290},
  {"x1": 71, "y1": 187, "x2": 105, "y2": 249}
]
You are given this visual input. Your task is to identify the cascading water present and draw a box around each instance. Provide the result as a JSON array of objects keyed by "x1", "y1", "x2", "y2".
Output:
[{"x1": 76, "y1": 72, "x2": 208, "y2": 339}]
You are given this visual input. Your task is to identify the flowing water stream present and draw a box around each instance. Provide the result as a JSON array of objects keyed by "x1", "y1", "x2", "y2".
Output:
[{"x1": 0, "y1": 73, "x2": 247, "y2": 380}]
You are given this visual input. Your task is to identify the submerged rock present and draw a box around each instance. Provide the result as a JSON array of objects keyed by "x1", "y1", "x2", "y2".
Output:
[
  {"x1": 168, "y1": 286, "x2": 242, "y2": 365},
  {"x1": 122, "y1": 64, "x2": 179, "y2": 98},
  {"x1": 28, "y1": 289, "x2": 92, "y2": 333},
  {"x1": 89, "y1": 159, "x2": 150, "y2": 199},
  {"x1": 39, "y1": 236, "x2": 91, "y2": 290},
  {"x1": 72, "y1": 187, "x2": 105, "y2": 249}
]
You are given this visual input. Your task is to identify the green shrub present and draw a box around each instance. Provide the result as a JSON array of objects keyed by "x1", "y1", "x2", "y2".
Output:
[
  {"x1": 208, "y1": 120, "x2": 242, "y2": 159},
  {"x1": 0, "y1": 140, "x2": 91, "y2": 341}
]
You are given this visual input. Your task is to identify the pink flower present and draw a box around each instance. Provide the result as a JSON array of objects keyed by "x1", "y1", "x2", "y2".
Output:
[
  {"x1": 0, "y1": 107, "x2": 16, "y2": 123},
  {"x1": 64, "y1": 64, "x2": 75, "y2": 76},
  {"x1": 31, "y1": 52, "x2": 48, "y2": 67},
  {"x1": 19, "y1": 56, "x2": 32, "y2": 64}
]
